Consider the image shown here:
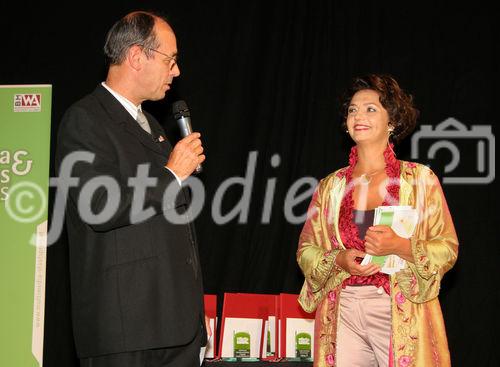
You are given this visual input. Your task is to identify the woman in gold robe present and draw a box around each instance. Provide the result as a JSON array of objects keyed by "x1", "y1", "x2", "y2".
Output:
[{"x1": 297, "y1": 74, "x2": 458, "y2": 367}]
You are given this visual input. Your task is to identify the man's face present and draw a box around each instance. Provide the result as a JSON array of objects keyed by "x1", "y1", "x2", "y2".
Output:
[{"x1": 140, "y1": 20, "x2": 180, "y2": 101}]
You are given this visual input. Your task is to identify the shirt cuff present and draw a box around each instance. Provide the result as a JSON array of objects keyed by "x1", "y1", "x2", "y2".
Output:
[{"x1": 165, "y1": 167, "x2": 182, "y2": 186}]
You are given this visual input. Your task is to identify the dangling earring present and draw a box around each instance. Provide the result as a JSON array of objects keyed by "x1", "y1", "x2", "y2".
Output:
[
  {"x1": 388, "y1": 125, "x2": 394, "y2": 139},
  {"x1": 387, "y1": 125, "x2": 396, "y2": 155}
]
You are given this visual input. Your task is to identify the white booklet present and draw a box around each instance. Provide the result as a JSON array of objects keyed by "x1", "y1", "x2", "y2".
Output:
[
  {"x1": 360, "y1": 206, "x2": 418, "y2": 274},
  {"x1": 220, "y1": 317, "x2": 262, "y2": 358},
  {"x1": 285, "y1": 318, "x2": 315, "y2": 359},
  {"x1": 199, "y1": 317, "x2": 216, "y2": 364},
  {"x1": 261, "y1": 316, "x2": 277, "y2": 358}
]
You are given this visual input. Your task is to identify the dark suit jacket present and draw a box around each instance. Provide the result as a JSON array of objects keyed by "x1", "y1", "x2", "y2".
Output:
[{"x1": 56, "y1": 85, "x2": 206, "y2": 358}]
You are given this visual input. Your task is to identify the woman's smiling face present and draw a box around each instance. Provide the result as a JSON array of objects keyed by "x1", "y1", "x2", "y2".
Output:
[{"x1": 346, "y1": 89, "x2": 391, "y2": 145}]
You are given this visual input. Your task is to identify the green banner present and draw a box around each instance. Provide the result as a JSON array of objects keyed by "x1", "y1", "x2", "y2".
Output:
[{"x1": 0, "y1": 85, "x2": 52, "y2": 367}]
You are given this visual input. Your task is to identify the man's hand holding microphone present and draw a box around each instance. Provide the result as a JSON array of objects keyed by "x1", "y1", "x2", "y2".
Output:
[{"x1": 165, "y1": 100, "x2": 205, "y2": 181}]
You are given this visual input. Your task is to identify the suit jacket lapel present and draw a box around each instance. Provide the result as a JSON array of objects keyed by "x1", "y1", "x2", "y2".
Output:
[
  {"x1": 122, "y1": 121, "x2": 166, "y2": 155},
  {"x1": 92, "y1": 85, "x2": 166, "y2": 156},
  {"x1": 145, "y1": 111, "x2": 173, "y2": 158}
]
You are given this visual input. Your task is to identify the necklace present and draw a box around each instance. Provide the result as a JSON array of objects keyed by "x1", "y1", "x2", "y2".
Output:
[{"x1": 358, "y1": 167, "x2": 385, "y2": 185}]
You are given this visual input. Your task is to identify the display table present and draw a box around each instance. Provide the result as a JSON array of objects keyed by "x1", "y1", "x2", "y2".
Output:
[{"x1": 202, "y1": 360, "x2": 312, "y2": 367}]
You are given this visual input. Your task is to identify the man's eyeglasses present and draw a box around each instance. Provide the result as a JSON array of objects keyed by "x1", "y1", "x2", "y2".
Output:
[{"x1": 147, "y1": 48, "x2": 178, "y2": 70}]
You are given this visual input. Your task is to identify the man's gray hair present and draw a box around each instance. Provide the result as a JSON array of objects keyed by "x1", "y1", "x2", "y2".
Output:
[{"x1": 104, "y1": 11, "x2": 168, "y2": 65}]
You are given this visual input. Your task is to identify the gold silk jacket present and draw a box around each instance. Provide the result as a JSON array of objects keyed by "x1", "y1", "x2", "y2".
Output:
[{"x1": 297, "y1": 161, "x2": 458, "y2": 367}]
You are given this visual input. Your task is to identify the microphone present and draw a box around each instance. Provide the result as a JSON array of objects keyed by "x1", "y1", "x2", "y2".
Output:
[{"x1": 172, "y1": 100, "x2": 203, "y2": 174}]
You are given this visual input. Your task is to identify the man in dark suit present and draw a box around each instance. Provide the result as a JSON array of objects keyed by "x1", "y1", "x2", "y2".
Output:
[{"x1": 56, "y1": 11, "x2": 207, "y2": 367}]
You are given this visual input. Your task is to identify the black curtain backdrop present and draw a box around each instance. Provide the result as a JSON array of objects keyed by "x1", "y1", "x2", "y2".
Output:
[{"x1": 1, "y1": 1, "x2": 498, "y2": 366}]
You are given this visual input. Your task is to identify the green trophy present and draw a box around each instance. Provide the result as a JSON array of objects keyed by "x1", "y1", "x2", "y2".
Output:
[
  {"x1": 266, "y1": 329, "x2": 272, "y2": 356},
  {"x1": 233, "y1": 331, "x2": 251, "y2": 358},
  {"x1": 295, "y1": 331, "x2": 312, "y2": 358}
]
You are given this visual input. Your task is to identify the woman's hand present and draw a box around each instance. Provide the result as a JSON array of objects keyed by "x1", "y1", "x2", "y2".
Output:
[
  {"x1": 365, "y1": 225, "x2": 414, "y2": 262},
  {"x1": 335, "y1": 249, "x2": 380, "y2": 276}
]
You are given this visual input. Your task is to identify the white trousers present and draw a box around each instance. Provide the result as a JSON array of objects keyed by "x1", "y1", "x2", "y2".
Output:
[{"x1": 336, "y1": 285, "x2": 391, "y2": 367}]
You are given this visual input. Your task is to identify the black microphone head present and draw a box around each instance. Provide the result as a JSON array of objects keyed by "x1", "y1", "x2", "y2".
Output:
[{"x1": 172, "y1": 100, "x2": 190, "y2": 119}]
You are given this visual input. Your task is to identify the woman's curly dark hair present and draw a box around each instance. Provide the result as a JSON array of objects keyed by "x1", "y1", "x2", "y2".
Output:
[{"x1": 340, "y1": 74, "x2": 419, "y2": 143}]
